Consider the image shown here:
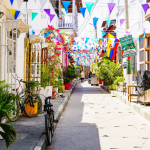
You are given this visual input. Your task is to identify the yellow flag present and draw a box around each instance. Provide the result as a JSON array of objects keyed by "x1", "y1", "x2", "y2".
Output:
[
  {"x1": 10, "y1": 9, "x2": 16, "y2": 19},
  {"x1": 107, "y1": 33, "x2": 114, "y2": 57}
]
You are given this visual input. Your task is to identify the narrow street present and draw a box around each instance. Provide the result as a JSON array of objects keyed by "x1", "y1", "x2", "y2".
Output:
[{"x1": 47, "y1": 81, "x2": 150, "y2": 150}]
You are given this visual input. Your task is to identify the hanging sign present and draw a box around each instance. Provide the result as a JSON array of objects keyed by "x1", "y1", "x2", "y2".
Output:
[{"x1": 119, "y1": 35, "x2": 136, "y2": 58}]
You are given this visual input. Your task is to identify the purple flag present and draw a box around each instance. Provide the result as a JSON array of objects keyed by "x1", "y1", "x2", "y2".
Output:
[
  {"x1": 126, "y1": 31, "x2": 130, "y2": 36},
  {"x1": 142, "y1": 4, "x2": 149, "y2": 15},
  {"x1": 43, "y1": 9, "x2": 50, "y2": 17},
  {"x1": 107, "y1": 3, "x2": 116, "y2": 14},
  {"x1": 50, "y1": 14, "x2": 55, "y2": 22},
  {"x1": 143, "y1": 28, "x2": 146, "y2": 32},
  {"x1": 120, "y1": 19, "x2": 125, "y2": 27},
  {"x1": 81, "y1": 37, "x2": 84, "y2": 41}
]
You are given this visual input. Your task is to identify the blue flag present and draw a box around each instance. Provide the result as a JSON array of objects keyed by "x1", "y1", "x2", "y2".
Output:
[
  {"x1": 62, "y1": 1, "x2": 71, "y2": 13},
  {"x1": 79, "y1": 8, "x2": 86, "y2": 18},
  {"x1": 93, "y1": 18, "x2": 99, "y2": 27}
]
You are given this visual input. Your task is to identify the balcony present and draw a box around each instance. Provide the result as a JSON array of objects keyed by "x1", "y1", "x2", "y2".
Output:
[{"x1": 59, "y1": 14, "x2": 73, "y2": 29}]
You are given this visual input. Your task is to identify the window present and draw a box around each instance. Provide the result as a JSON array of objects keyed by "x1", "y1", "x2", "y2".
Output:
[
  {"x1": 140, "y1": 51, "x2": 144, "y2": 62},
  {"x1": 139, "y1": 38, "x2": 144, "y2": 49}
]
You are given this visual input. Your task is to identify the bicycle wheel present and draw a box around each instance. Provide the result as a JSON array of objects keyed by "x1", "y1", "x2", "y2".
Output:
[
  {"x1": 10, "y1": 102, "x2": 20, "y2": 122},
  {"x1": 51, "y1": 113, "x2": 54, "y2": 137},
  {"x1": 24, "y1": 96, "x2": 42, "y2": 117},
  {"x1": 45, "y1": 114, "x2": 52, "y2": 145}
]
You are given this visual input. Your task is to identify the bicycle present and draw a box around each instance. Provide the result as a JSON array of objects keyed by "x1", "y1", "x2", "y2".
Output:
[
  {"x1": 10, "y1": 77, "x2": 42, "y2": 121},
  {"x1": 43, "y1": 93, "x2": 65, "y2": 145}
]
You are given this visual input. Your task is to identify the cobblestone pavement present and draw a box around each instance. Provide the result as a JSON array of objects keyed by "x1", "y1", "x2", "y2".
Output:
[{"x1": 47, "y1": 81, "x2": 150, "y2": 150}]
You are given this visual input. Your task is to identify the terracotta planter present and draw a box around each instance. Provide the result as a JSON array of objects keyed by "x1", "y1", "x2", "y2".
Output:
[
  {"x1": 99, "y1": 79, "x2": 104, "y2": 84},
  {"x1": 64, "y1": 83, "x2": 69, "y2": 90}
]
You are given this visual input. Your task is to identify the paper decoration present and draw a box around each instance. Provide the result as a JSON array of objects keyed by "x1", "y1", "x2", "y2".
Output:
[
  {"x1": 120, "y1": 19, "x2": 125, "y2": 27},
  {"x1": 143, "y1": 28, "x2": 146, "y2": 32},
  {"x1": 85, "y1": 38, "x2": 89, "y2": 44},
  {"x1": 39, "y1": 0, "x2": 47, "y2": 9},
  {"x1": 126, "y1": 31, "x2": 130, "y2": 36},
  {"x1": 10, "y1": 0, "x2": 14, "y2": 5},
  {"x1": 61, "y1": 8, "x2": 67, "y2": 16},
  {"x1": 32, "y1": 12, "x2": 38, "y2": 21},
  {"x1": 142, "y1": 4, "x2": 149, "y2": 15},
  {"x1": 43, "y1": 9, "x2": 50, "y2": 17},
  {"x1": 137, "y1": 37, "x2": 139, "y2": 41},
  {"x1": 93, "y1": 18, "x2": 99, "y2": 27},
  {"x1": 50, "y1": 14, "x2": 55, "y2": 22},
  {"x1": 47, "y1": 31, "x2": 51, "y2": 34},
  {"x1": 101, "y1": 30, "x2": 106, "y2": 37},
  {"x1": 44, "y1": 33, "x2": 47, "y2": 38},
  {"x1": 79, "y1": 8, "x2": 86, "y2": 18},
  {"x1": 81, "y1": 37, "x2": 84, "y2": 41},
  {"x1": 17, "y1": 0, "x2": 23, "y2": 9},
  {"x1": 85, "y1": 3, "x2": 94, "y2": 14},
  {"x1": 14, "y1": 10, "x2": 20, "y2": 19},
  {"x1": 107, "y1": 3, "x2": 116, "y2": 14},
  {"x1": 62, "y1": 1, "x2": 71, "y2": 13},
  {"x1": 26, "y1": 9, "x2": 32, "y2": 19},
  {"x1": 32, "y1": 30, "x2": 35, "y2": 35},
  {"x1": 10, "y1": 10, "x2": 16, "y2": 19},
  {"x1": 106, "y1": 19, "x2": 111, "y2": 27},
  {"x1": 142, "y1": 32, "x2": 146, "y2": 39}
]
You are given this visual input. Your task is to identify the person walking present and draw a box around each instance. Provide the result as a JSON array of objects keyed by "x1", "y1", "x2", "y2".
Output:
[{"x1": 80, "y1": 71, "x2": 85, "y2": 82}]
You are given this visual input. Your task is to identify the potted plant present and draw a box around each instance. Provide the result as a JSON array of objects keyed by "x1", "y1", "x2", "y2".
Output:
[
  {"x1": 0, "y1": 80, "x2": 19, "y2": 148},
  {"x1": 113, "y1": 76, "x2": 125, "y2": 92}
]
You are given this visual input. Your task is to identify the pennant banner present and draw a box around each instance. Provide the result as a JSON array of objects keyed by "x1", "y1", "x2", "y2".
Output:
[
  {"x1": 142, "y1": 4, "x2": 149, "y2": 15},
  {"x1": 17, "y1": 0, "x2": 23, "y2": 9},
  {"x1": 43, "y1": 9, "x2": 50, "y2": 17},
  {"x1": 120, "y1": 19, "x2": 125, "y2": 27},
  {"x1": 93, "y1": 18, "x2": 99, "y2": 27},
  {"x1": 79, "y1": 8, "x2": 86, "y2": 18},
  {"x1": 50, "y1": 14, "x2": 55, "y2": 22},
  {"x1": 10, "y1": 9, "x2": 16, "y2": 19},
  {"x1": 62, "y1": 1, "x2": 71, "y2": 13},
  {"x1": 39, "y1": 0, "x2": 47, "y2": 9},
  {"x1": 32, "y1": 12, "x2": 38, "y2": 21},
  {"x1": 107, "y1": 3, "x2": 116, "y2": 14},
  {"x1": 61, "y1": 8, "x2": 67, "y2": 16},
  {"x1": 14, "y1": 10, "x2": 20, "y2": 19},
  {"x1": 26, "y1": 9, "x2": 32, "y2": 19},
  {"x1": 85, "y1": 3, "x2": 94, "y2": 14},
  {"x1": 106, "y1": 19, "x2": 111, "y2": 27},
  {"x1": 10, "y1": 0, "x2": 14, "y2": 5}
]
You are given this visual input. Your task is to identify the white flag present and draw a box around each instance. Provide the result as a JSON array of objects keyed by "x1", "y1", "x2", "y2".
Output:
[
  {"x1": 39, "y1": 0, "x2": 47, "y2": 9},
  {"x1": 26, "y1": 9, "x2": 32, "y2": 19},
  {"x1": 17, "y1": 0, "x2": 23, "y2": 9}
]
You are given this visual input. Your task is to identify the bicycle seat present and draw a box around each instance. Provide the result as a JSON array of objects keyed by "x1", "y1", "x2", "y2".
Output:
[
  {"x1": 12, "y1": 88, "x2": 19, "y2": 91},
  {"x1": 45, "y1": 96, "x2": 52, "y2": 100}
]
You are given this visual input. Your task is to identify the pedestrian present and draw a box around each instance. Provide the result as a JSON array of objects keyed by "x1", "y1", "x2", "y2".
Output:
[{"x1": 80, "y1": 71, "x2": 85, "y2": 82}]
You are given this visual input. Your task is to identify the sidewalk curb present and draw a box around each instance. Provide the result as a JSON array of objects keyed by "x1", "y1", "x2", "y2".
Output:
[
  {"x1": 111, "y1": 91, "x2": 150, "y2": 122},
  {"x1": 34, "y1": 81, "x2": 79, "y2": 150}
]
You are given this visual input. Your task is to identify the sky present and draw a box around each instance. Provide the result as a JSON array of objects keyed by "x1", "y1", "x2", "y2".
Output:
[{"x1": 78, "y1": 0, "x2": 149, "y2": 39}]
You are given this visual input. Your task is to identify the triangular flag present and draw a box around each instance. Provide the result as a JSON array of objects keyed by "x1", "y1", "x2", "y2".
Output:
[
  {"x1": 50, "y1": 14, "x2": 55, "y2": 22},
  {"x1": 137, "y1": 37, "x2": 139, "y2": 41},
  {"x1": 106, "y1": 19, "x2": 111, "y2": 27},
  {"x1": 107, "y1": 3, "x2": 116, "y2": 14},
  {"x1": 79, "y1": 8, "x2": 86, "y2": 18},
  {"x1": 39, "y1": 0, "x2": 47, "y2": 9},
  {"x1": 14, "y1": 11, "x2": 20, "y2": 19},
  {"x1": 47, "y1": 31, "x2": 51, "y2": 34},
  {"x1": 44, "y1": 33, "x2": 47, "y2": 38},
  {"x1": 85, "y1": 38, "x2": 89, "y2": 44},
  {"x1": 62, "y1": 1, "x2": 71, "y2": 13},
  {"x1": 93, "y1": 18, "x2": 99, "y2": 27},
  {"x1": 142, "y1": 32, "x2": 146, "y2": 39},
  {"x1": 17, "y1": 0, "x2": 23, "y2": 9},
  {"x1": 81, "y1": 38, "x2": 84, "y2": 41},
  {"x1": 43, "y1": 9, "x2": 50, "y2": 17},
  {"x1": 32, "y1": 12, "x2": 38, "y2": 21},
  {"x1": 26, "y1": 9, "x2": 32, "y2": 19},
  {"x1": 34, "y1": 0, "x2": 37, "y2": 3},
  {"x1": 85, "y1": 3, "x2": 94, "y2": 14},
  {"x1": 142, "y1": 4, "x2": 149, "y2": 15},
  {"x1": 120, "y1": 19, "x2": 125, "y2": 27},
  {"x1": 10, "y1": 0, "x2": 14, "y2": 5},
  {"x1": 61, "y1": 8, "x2": 67, "y2": 16},
  {"x1": 10, "y1": 10, "x2": 16, "y2": 19}
]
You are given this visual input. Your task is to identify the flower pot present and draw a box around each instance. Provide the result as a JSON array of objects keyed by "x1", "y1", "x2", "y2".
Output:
[
  {"x1": 64, "y1": 83, "x2": 69, "y2": 90},
  {"x1": 23, "y1": 102, "x2": 38, "y2": 116},
  {"x1": 40, "y1": 86, "x2": 53, "y2": 108},
  {"x1": 61, "y1": 85, "x2": 65, "y2": 93}
]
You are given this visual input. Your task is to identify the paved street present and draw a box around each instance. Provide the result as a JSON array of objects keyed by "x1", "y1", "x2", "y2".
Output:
[{"x1": 47, "y1": 81, "x2": 150, "y2": 150}]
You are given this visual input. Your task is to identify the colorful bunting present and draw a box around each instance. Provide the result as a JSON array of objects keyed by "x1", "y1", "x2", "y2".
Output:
[
  {"x1": 10, "y1": 0, "x2": 14, "y2": 5},
  {"x1": 50, "y1": 14, "x2": 55, "y2": 22},
  {"x1": 101, "y1": 30, "x2": 106, "y2": 37},
  {"x1": 14, "y1": 10, "x2": 20, "y2": 19},
  {"x1": 47, "y1": 31, "x2": 51, "y2": 34},
  {"x1": 43, "y1": 9, "x2": 50, "y2": 17},
  {"x1": 39, "y1": 0, "x2": 47, "y2": 9},
  {"x1": 79, "y1": 8, "x2": 86, "y2": 18},
  {"x1": 120, "y1": 19, "x2": 125, "y2": 27},
  {"x1": 142, "y1": 32, "x2": 146, "y2": 39},
  {"x1": 106, "y1": 19, "x2": 111, "y2": 27},
  {"x1": 26, "y1": 9, "x2": 32, "y2": 19},
  {"x1": 142, "y1": 4, "x2": 149, "y2": 15},
  {"x1": 32, "y1": 12, "x2": 38, "y2": 21},
  {"x1": 44, "y1": 33, "x2": 47, "y2": 38},
  {"x1": 61, "y1": 8, "x2": 67, "y2": 16},
  {"x1": 107, "y1": 3, "x2": 116, "y2": 14},
  {"x1": 17, "y1": 0, "x2": 23, "y2": 9},
  {"x1": 10, "y1": 10, "x2": 16, "y2": 19},
  {"x1": 81, "y1": 37, "x2": 84, "y2": 41},
  {"x1": 85, "y1": 3, "x2": 94, "y2": 14},
  {"x1": 62, "y1": 1, "x2": 71, "y2": 13},
  {"x1": 93, "y1": 18, "x2": 99, "y2": 27}
]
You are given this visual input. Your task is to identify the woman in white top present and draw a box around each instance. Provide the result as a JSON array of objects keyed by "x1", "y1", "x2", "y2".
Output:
[{"x1": 80, "y1": 71, "x2": 85, "y2": 82}]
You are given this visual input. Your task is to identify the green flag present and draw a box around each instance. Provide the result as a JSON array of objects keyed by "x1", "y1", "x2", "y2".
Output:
[{"x1": 32, "y1": 12, "x2": 38, "y2": 21}]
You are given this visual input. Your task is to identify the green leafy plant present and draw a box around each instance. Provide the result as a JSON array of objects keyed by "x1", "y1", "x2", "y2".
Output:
[
  {"x1": 113, "y1": 76, "x2": 125, "y2": 86},
  {"x1": 58, "y1": 86, "x2": 63, "y2": 93},
  {"x1": 0, "y1": 80, "x2": 19, "y2": 148}
]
